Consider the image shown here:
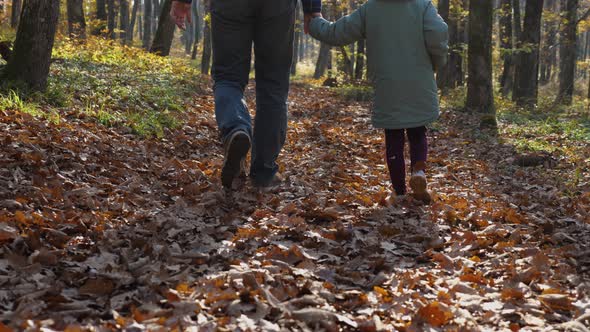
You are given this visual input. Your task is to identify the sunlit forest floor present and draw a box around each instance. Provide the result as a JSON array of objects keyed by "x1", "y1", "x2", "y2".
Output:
[{"x1": 1, "y1": 38, "x2": 589, "y2": 331}]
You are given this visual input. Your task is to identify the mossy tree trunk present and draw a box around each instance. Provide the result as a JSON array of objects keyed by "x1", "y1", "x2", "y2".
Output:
[
  {"x1": 466, "y1": 0, "x2": 495, "y2": 125},
  {"x1": 67, "y1": 0, "x2": 86, "y2": 40},
  {"x1": 4, "y1": 0, "x2": 60, "y2": 92},
  {"x1": 512, "y1": 0, "x2": 544, "y2": 106},
  {"x1": 150, "y1": 0, "x2": 176, "y2": 56}
]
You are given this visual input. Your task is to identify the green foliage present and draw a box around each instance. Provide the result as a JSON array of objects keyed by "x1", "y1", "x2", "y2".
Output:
[
  {"x1": 334, "y1": 84, "x2": 373, "y2": 102},
  {"x1": 496, "y1": 94, "x2": 590, "y2": 155},
  {"x1": 1, "y1": 37, "x2": 202, "y2": 137},
  {"x1": 45, "y1": 37, "x2": 202, "y2": 136},
  {"x1": 0, "y1": 89, "x2": 62, "y2": 123}
]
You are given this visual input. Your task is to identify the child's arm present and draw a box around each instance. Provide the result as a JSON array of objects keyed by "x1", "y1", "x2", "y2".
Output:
[
  {"x1": 309, "y1": 6, "x2": 366, "y2": 47},
  {"x1": 424, "y1": 1, "x2": 449, "y2": 71}
]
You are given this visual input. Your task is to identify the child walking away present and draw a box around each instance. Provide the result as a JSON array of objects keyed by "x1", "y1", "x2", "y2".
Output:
[{"x1": 308, "y1": 0, "x2": 448, "y2": 203}]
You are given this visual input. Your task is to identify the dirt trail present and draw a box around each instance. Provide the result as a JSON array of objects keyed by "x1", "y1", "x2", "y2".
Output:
[{"x1": 0, "y1": 84, "x2": 589, "y2": 331}]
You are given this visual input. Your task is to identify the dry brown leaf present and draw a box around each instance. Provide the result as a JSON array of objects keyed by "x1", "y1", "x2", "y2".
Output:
[
  {"x1": 79, "y1": 278, "x2": 115, "y2": 296},
  {"x1": 416, "y1": 301, "x2": 453, "y2": 327},
  {"x1": 539, "y1": 294, "x2": 574, "y2": 312}
]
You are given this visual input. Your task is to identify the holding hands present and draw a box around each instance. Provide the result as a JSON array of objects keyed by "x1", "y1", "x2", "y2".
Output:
[{"x1": 304, "y1": 12, "x2": 323, "y2": 34}]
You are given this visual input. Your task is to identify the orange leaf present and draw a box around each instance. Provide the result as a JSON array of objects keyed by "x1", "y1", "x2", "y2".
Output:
[
  {"x1": 417, "y1": 302, "x2": 453, "y2": 327},
  {"x1": 501, "y1": 288, "x2": 524, "y2": 302}
]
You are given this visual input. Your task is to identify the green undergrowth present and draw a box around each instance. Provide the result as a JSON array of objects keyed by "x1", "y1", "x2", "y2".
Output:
[
  {"x1": 0, "y1": 36, "x2": 202, "y2": 137},
  {"x1": 496, "y1": 95, "x2": 590, "y2": 156}
]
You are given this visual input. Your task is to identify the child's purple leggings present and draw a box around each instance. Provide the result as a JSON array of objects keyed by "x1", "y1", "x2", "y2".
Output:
[{"x1": 385, "y1": 126, "x2": 428, "y2": 195}]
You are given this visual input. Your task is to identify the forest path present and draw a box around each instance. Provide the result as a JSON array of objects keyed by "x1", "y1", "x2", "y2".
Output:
[{"x1": 1, "y1": 83, "x2": 589, "y2": 330}]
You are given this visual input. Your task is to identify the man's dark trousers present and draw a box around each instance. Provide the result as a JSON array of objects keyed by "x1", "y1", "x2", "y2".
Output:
[{"x1": 211, "y1": 0, "x2": 295, "y2": 186}]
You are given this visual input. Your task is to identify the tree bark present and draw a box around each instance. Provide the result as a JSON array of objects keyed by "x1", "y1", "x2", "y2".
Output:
[
  {"x1": 466, "y1": 0, "x2": 495, "y2": 124},
  {"x1": 291, "y1": 1, "x2": 302, "y2": 76},
  {"x1": 499, "y1": 0, "x2": 513, "y2": 96},
  {"x1": 190, "y1": 0, "x2": 200, "y2": 60},
  {"x1": 355, "y1": 39, "x2": 365, "y2": 80},
  {"x1": 10, "y1": 0, "x2": 22, "y2": 28},
  {"x1": 128, "y1": 0, "x2": 139, "y2": 43},
  {"x1": 150, "y1": 0, "x2": 175, "y2": 56},
  {"x1": 4, "y1": 0, "x2": 60, "y2": 92},
  {"x1": 512, "y1": 0, "x2": 544, "y2": 106},
  {"x1": 201, "y1": 0, "x2": 212, "y2": 75},
  {"x1": 540, "y1": 0, "x2": 558, "y2": 85},
  {"x1": 107, "y1": 0, "x2": 116, "y2": 39},
  {"x1": 119, "y1": 0, "x2": 130, "y2": 43},
  {"x1": 314, "y1": 42, "x2": 331, "y2": 79},
  {"x1": 67, "y1": 0, "x2": 86, "y2": 40},
  {"x1": 557, "y1": 0, "x2": 578, "y2": 105},
  {"x1": 93, "y1": 0, "x2": 107, "y2": 35},
  {"x1": 143, "y1": 0, "x2": 152, "y2": 49}
]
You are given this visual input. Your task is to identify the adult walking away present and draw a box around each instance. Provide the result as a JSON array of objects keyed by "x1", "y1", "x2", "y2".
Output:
[{"x1": 171, "y1": 0, "x2": 322, "y2": 189}]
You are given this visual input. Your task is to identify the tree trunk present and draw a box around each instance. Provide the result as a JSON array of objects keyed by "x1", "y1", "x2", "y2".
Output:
[
  {"x1": 10, "y1": 0, "x2": 22, "y2": 28},
  {"x1": 291, "y1": 1, "x2": 301, "y2": 76},
  {"x1": 314, "y1": 42, "x2": 331, "y2": 79},
  {"x1": 143, "y1": 0, "x2": 152, "y2": 49},
  {"x1": 557, "y1": 0, "x2": 578, "y2": 105},
  {"x1": 107, "y1": 0, "x2": 116, "y2": 39},
  {"x1": 201, "y1": 0, "x2": 212, "y2": 75},
  {"x1": 150, "y1": 0, "x2": 175, "y2": 56},
  {"x1": 466, "y1": 0, "x2": 495, "y2": 124},
  {"x1": 4, "y1": 0, "x2": 60, "y2": 92},
  {"x1": 190, "y1": 0, "x2": 200, "y2": 60},
  {"x1": 66, "y1": 0, "x2": 86, "y2": 40},
  {"x1": 499, "y1": 0, "x2": 513, "y2": 96},
  {"x1": 128, "y1": 0, "x2": 139, "y2": 43},
  {"x1": 512, "y1": 0, "x2": 544, "y2": 106},
  {"x1": 94, "y1": 0, "x2": 107, "y2": 35},
  {"x1": 540, "y1": 0, "x2": 558, "y2": 85},
  {"x1": 119, "y1": 0, "x2": 130, "y2": 43},
  {"x1": 152, "y1": 0, "x2": 159, "y2": 36},
  {"x1": 355, "y1": 39, "x2": 365, "y2": 80}
]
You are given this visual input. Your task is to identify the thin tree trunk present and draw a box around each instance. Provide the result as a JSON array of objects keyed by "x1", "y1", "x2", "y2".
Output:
[
  {"x1": 466, "y1": 0, "x2": 495, "y2": 125},
  {"x1": 94, "y1": 0, "x2": 107, "y2": 35},
  {"x1": 10, "y1": 0, "x2": 22, "y2": 28},
  {"x1": 314, "y1": 42, "x2": 331, "y2": 79},
  {"x1": 291, "y1": 0, "x2": 301, "y2": 76},
  {"x1": 201, "y1": 0, "x2": 212, "y2": 74},
  {"x1": 67, "y1": 0, "x2": 86, "y2": 40},
  {"x1": 557, "y1": 0, "x2": 578, "y2": 105},
  {"x1": 119, "y1": 0, "x2": 130, "y2": 43},
  {"x1": 190, "y1": 0, "x2": 200, "y2": 60},
  {"x1": 499, "y1": 0, "x2": 513, "y2": 96},
  {"x1": 152, "y1": 0, "x2": 159, "y2": 36},
  {"x1": 150, "y1": 0, "x2": 175, "y2": 56},
  {"x1": 4, "y1": 0, "x2": 60, "y2": 92},
  {"x1": 513, "y1": 0, "x2": 544, "y2": 106},
  {"x1": 107, "y1": 0, "x2": 116, "y2": 39},
  {"x1": 355, "y1": 39, "x2": 365, "y2": 80},
  {"x1": 142, "y1": 0, "x2": 152, "y2": 49},
  {"x1": 128, "y1": 0, "x2": 139, "y2": 43}
]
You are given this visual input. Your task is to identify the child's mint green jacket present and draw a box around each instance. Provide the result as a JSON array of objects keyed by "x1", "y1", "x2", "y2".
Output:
[{"x1": 309, "y1": 0, "x2": 448, "y2": 130}]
